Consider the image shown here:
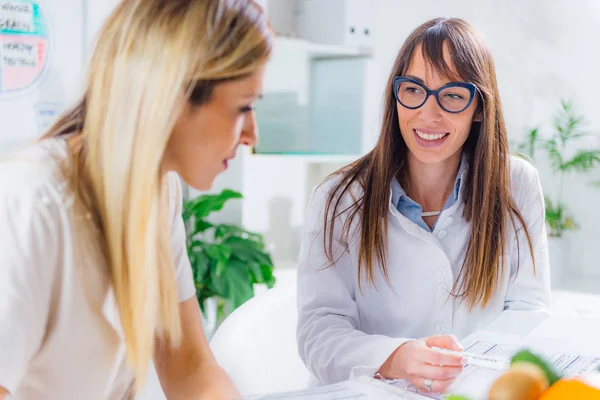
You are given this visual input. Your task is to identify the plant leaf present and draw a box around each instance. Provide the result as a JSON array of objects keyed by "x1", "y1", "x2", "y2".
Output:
[
  {"x1": 544, "y1": 139, "x2": 563, "y2": 172},
  {"x1": 194, "y1": 219, "x2": 214, "y2": 234},
  {"x1": 525, "y1": 127, "x2": 539, "y2": 159},
  {"x1": 214, "y1": 224, "x2": 264, "y2": 243},
  {"x1": 184, "y1": 189, "x2": 243, "y2": 220},
  {"x1": 563, "y1": 217, "x2": 578, "y2": 230},
  {"x1": 225, "y1": 236, "x2": 273, "y2": 266},
  {"x1": 189, "y1": 248, "x2": 211, "y2": 282},
  {"x1": 560, "y1": 150, "x2": 600, "y2": 173},
  {"x1": 260, "y1": 263, "x2": 276, "y2": 288},
  {"x1": 204, "y1": 244, "x2": 232, "y2": 277},
  {"x1": 182, "y1": 188, "x2": 275, "y2": 318},
  {"x1": 553, "y1": 99, "x2": 589, "y2": 147},
  {"x1": 222, "y1": 260, "x2": 255, "y2": 309}
]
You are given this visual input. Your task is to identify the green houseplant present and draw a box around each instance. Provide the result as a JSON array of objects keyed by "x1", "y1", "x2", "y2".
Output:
[
  {"x1": 182, "y1": 189, "x2": 276, "y2": 326},
  {"x1": 514, "y1": 100, "x2": 600, "y2": 237}
]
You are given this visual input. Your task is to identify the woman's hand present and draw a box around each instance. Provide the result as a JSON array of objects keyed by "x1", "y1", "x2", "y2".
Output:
[{"x1": 377, "y1": 335, "x2": 466, "y2": 394}]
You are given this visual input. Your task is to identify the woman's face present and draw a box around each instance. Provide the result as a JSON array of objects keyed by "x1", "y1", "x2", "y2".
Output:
[
  {"x1": 397, "y1": 44, "x2": 481, "y2": 167},
  {"x1": 164, "y1": 65, "x2": 266, "y2": 190}
]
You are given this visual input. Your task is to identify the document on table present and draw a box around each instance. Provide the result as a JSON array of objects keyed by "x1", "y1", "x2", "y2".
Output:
[
  {"x1": 429, "y1": 330, "x2": 600, "y2": 400},
  {"x1": 243, "y1": 326, "x2": 600, "y2": 400}
]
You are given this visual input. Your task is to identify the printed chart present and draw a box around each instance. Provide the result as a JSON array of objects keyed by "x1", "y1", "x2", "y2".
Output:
[{"x1": 0, "y1": 0, "x2": 49, "y2": 93}]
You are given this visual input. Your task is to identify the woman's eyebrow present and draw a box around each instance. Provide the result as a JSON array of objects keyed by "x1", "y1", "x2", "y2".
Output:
[
  {"x1": 405, "y1": 74, "x2": 462, "y2": 86},
  {"x1": 405, "y1": 74, "x2": 425, "y2": 84}
]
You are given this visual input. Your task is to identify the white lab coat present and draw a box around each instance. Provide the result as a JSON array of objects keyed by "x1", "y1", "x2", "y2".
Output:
[{"x1": 296, "y1": 156, "x2": 551, "y2": 384}]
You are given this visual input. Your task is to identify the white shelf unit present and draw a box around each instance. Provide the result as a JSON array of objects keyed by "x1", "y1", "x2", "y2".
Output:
[
  {"x1": 274, "y1": 36, "x2": 373, "y2": 59},
  {"x1": 253, "y1": 35, "x2": 372, "y2": 156},
  {"x1": 195, "y1": 34, "x2": 375, "y2": 270}
]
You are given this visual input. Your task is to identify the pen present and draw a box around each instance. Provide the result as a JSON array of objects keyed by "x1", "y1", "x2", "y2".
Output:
[{"x1": 431, "y1": 347, "x2": 511, "y2": 370}]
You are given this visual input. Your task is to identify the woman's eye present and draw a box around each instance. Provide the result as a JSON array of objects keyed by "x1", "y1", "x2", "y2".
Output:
[
  {"x1": 446, "y1": 93, "x2": 465, "y2": 100},
  {"x1": 404, "y1": 86, "x2": 422, "y2": 93},
  {"x1": 240, "y1": 105, "x2": 254, "y2": 113}
]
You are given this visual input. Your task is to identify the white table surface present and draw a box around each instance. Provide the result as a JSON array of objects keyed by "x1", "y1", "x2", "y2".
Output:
[{"x1": 137, "y1": 287, "x2": 600, "y2": 399}]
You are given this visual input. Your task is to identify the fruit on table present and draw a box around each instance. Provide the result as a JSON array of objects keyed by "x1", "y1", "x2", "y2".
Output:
[
  {"x1": 539, "y1": 377, "x2": 600, "y2": 399},
  {"x1": 511, "y1": 350, "x2": 561, "y2": 386},
  {"x1": 445, "y1": 395, "x2": 472, "y2": 400},
  {"x1": 488, "y1": 362, "x2": 549, "y2": 400}
]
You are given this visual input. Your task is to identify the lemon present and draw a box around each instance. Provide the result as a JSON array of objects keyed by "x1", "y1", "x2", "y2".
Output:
[
  {"x1": 488, "y1": 362, "x2": 549, "y2": 400},
  {"x1": 511, "y1": 349, "x2": 561, "y2": 386}
]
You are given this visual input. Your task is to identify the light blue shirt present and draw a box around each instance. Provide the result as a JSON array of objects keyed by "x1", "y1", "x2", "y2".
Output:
[{"x1": 391, "y1": 156, "x2": 468, "y2": 232}]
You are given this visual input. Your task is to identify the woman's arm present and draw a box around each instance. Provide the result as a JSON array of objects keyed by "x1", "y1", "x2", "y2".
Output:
[
  {"x1": 504, "y1": 159, "x2": 552, "y2": 312},
  {"x1": 297, "y1": 182, "x2": 410, "y2": 384},
  {"x1": 0, "y1": 180, "x2": 60, "y2": 395},
  {"x1": 154, "y1": 297, "x2": 239, "y2": 400},
  {"x1": 156, "y1": 173, "x2": 238, "y2": 398}
]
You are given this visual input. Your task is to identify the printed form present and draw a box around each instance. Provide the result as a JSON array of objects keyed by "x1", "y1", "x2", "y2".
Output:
[
  {"x1": 244, "y1": 325, "x2": 600, "y2": 400},
  {"x1": 390, "y1": 330, "x2": 600, "y2": 400}
]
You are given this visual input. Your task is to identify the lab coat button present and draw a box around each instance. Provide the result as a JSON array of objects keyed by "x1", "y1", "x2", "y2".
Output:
[
  {"x1": 437, "y1": 268, "x2": 445, "y2": 279},
  {"x1": 437, "y1": 230, "x2": 448, "y2": 239},
  {"x1": 438, "y1": 283, "x2": 449, "y2": 295},
  {"x1": 445, "y1": 217, "x2": 454, "y2": 227},
  {"x1": 435, "y1": 324, "x2": 446, "y2": 333}
]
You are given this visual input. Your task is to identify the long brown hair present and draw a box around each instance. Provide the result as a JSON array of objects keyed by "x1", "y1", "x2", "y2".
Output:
[
  {"x1": 41, "y1": 0, "x2": 272, "y2": 388},
  {"x1": 323, "y1": 18, "x2": 534, "y2": 309}
]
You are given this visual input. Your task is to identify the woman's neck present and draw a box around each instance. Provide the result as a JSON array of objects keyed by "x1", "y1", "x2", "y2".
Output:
[{"x1": 405, "y1": 151, "x2": 462, "y2": 212}]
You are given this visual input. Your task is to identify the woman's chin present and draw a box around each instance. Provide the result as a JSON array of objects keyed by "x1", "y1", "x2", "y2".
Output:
[
  {"x1": 410, "y1": 148, "x2": 448, "y2": 165},
  {"x1": 180, "y1": 172, "x2": 215, "y2": 192}
]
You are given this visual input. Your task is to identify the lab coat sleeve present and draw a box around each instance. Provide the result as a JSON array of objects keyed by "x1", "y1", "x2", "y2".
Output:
[
  {"x1": 0, "y1": 183, "x2": 60, "y2": 394},
  {"x1": 296, "y1": 181, "x2": 409, "y2": 384},
  {"x1": 504, "y1": 159, "x2": 551, "y2": 313}
]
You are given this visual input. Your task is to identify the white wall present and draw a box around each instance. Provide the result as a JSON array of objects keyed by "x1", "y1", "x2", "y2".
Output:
[
  {"x1": 363, "y1": 0, "x2": 600, "y2": 281},
  {"x1": 231, "y1": 0, "x2": 600, "y2": 284},
  {"x1": 85, "y1": 0, "x2": 120, "y2": 51},
  {"x1": 71, "y1": 0, "x2": 600, "y2": 282}
]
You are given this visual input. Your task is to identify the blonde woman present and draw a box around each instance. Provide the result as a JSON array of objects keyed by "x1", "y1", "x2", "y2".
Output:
[{"x1": 0, "y1": 0, "x2": 271, "y2": 399}]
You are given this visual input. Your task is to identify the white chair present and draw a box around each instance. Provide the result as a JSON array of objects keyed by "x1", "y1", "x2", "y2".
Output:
[{"x1": 209, "y1": 276, "x2": 310, "y2": 397}]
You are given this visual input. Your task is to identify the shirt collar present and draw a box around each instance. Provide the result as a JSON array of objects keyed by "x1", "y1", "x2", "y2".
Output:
[{"x1": 390, "y1": 153, "x2": 468, "y2": 207}]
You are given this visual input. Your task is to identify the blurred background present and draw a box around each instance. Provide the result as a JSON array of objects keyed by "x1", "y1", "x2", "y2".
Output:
[{"x1": 2, "y1": 0, "x2": 600, "y2": 396}]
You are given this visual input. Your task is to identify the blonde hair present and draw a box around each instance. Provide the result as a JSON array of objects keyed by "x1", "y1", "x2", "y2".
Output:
[{"x1": 41, "y1": 0, "x2": 272, "y2": 388}]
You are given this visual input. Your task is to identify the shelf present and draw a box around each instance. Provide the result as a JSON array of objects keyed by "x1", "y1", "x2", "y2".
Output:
[
  {"x1": 249, "y1": 152, "x2": 361, "y2": 164},
  {"x1": 274, "y1": 36, "x2": 372, "y2": 59},
  {"x1": 252, "y1": 35, "x2": 370, "y2": 156}
]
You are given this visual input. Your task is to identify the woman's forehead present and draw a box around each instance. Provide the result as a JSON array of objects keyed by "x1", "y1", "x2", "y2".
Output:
[{"x1": 405, "y1": 50, "x2": 463, "y2": 85}]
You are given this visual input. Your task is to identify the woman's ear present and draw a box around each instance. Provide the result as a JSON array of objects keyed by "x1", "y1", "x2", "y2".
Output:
[{"x1": 473, "y1": 109, "x2": 483, "y2": 122}]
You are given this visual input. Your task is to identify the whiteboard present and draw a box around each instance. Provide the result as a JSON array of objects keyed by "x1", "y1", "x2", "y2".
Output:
[{"x1": 0, "y1": 0, "x2": 85, "y2": 156}]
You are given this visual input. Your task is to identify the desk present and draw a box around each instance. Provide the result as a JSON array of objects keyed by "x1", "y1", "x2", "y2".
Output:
[
  {"x1": 136, "y1": 289, "x2": 600, "y2": 399},
  {"x1": 243, "y1": 311, "x2": 600, "y2": 400}
]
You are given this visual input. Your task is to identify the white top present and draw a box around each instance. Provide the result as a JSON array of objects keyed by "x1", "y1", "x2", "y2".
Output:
[
  {"x1": 296, "y1": 156, "x2": 551, "y2": 384},
  {"x1": 0, "y1": 139, "x2": 196, "y2": 399}
]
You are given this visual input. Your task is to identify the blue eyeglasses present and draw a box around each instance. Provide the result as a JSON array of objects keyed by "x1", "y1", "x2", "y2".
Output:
[{"x1": 393, "y1": 76, "x2": 478, "y2": 114}]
